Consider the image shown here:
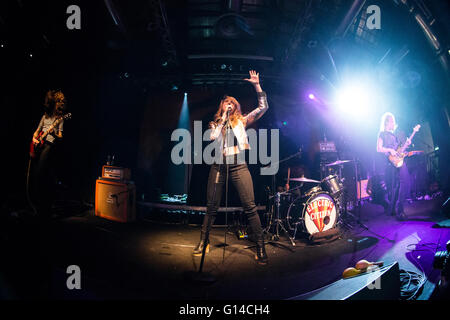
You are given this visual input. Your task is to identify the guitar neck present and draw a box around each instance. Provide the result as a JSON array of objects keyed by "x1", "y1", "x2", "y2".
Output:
[{"x1": 400, "y1": 130, "x2": 417, "y2": 153}]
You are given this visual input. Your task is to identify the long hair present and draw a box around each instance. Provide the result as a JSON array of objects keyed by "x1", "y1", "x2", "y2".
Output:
[
  {"x1": 379, "y1": 112, "x2": 397, "y2": 133},
  {"x1": 44, "y1": 89, "x2": 67, "y2": 117},
  {"x1": 212, "y1": 95, "x2": 245, "y2": 128}
]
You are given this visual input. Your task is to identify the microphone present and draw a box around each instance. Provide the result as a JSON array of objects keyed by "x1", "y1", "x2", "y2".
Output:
[{"x1": 225, "y1": 107, "x2": 231, "y2": 124}]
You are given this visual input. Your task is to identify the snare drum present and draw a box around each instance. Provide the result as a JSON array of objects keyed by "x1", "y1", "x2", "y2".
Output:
[
  {"x1": 321, "y1": 175, "x2": 343, "y2": 197},
  {"x1": 304, "y1": 186, "x2": 322, "y2": 198},
  {"x1": 286, "y1": 191, "x2": 338, "y2": 236}
]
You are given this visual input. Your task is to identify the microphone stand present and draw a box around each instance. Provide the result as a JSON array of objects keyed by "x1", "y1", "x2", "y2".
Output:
[
  {"x1": 222, "y1": 108, "x2": 232, "y2": 262},
  {"x1": 187, "y1": 110, "x2": 231, "y2": 284}
]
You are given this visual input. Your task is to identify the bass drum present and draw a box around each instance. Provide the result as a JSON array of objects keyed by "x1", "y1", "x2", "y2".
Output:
[{"x1": 286, "y1": 191, "x2": 338, "y2": 236}]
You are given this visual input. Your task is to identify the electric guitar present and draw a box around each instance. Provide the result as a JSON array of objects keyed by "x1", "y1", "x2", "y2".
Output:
[
  {"x1": 29, "y1": 113, "x2": 72, "y2": 158},
  {"x1": 388, "y1": 124, "x2": 422, "y2": 168}
]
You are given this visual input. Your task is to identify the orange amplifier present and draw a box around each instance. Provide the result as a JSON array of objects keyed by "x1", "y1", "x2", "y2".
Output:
[
  {"x1": 95, "y1": 179, "x2": 136, "y2": 222},
  {"x1": 102, "y1": 165, "x2": 131, "y2": 181},
  {"x1": 357, "y1": 179, "x2": 370, "y2": 200}
]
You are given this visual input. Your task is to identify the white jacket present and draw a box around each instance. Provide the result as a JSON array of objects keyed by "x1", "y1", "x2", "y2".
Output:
[{"x1": 209, "y1": 91, "x2": 269, "y2": 156}]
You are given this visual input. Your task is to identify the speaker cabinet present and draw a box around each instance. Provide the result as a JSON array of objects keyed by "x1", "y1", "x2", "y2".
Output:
[
  {"x1": 288, "y1": 262, "x2": 400, "y2": 300},
  {"x1": 357, "y1": 179, "x2": 370, "y2": 200},
  {"x1": 95, "y1": 179, "x2": 136, "y2": 222}
]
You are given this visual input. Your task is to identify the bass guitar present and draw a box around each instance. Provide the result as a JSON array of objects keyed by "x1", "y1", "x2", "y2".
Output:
[
  {"x1": 388, "y1": 124, "x2": 422, "y2": 168},
  {"x1": 29, "y1": 113, "x2": 72, "y2": 158}
]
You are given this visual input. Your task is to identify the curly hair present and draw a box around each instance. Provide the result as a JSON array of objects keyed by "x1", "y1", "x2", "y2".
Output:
[{"x1": 44, "y1": 89, "x2": 66, "y2": 117}]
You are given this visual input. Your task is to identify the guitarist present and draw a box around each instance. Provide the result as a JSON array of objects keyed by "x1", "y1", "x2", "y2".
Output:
[
  {"x1": 30, "y1": 89, "x2": 66, "y2": 215},
  {"x1": 376, "y1": 112, "x2": 410, "y2": 221}
]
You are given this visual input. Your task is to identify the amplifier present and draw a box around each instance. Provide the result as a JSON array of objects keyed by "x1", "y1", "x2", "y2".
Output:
[
  {"x1": 102, "y1": 165, "x2": 131, "y2": 181},
  {"x1": 95, "y1": 179, "x2": 136, "y2": 222},
  {"x1": 319, "y1": 141, "x2": 337, "y2": 152},
  {"x1": 357, "y1": 179, "x2": 370, "y2": 200}
]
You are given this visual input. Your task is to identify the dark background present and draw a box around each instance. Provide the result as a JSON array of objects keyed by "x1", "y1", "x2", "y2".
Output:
[{"x1": 1, "y1": 0, "x2": 449, "y2": 208}]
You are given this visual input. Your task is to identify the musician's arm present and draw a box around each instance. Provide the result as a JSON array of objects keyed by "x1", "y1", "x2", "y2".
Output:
[
  {"x1": 32, "y1": 117, "x2": 44, "y2": 143},
  {"x1": 377, "y1": 137, "x2": 396, "y2": 156},
  {"x1": 244, "y1": 91, "x2": 268, "y2": 126},
  {"x1": 54, "y1": 120, "x2": 64, "y2": 139},
  {"x1": 243, "y1": 70, "x2": 268, "y2": 126},
  {"x1": 209, "y1": 113, "x2": 226, "y2": 140},
  {"x1": 32, "y1": 130, "x2": 40, "y2": 144}
]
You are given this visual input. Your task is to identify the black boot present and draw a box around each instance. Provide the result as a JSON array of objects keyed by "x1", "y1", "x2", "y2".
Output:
[
  {"x1": 395, "y1": 204, "x2": 407, "y2": 221},
  {"x1": 193, "y1": 234, "x2": 209, "y2": 256},
  {"x1": 396, "y1": 211, "x2": 407, "y2": 221},
  {"x1": 255, "y1": 235, "x2": 268, "y2": 265}
]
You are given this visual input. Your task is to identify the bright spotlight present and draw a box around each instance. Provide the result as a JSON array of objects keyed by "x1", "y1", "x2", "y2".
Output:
[
  {"x1": 308, "y1": 93, "x2": 315, "y2": 100},
  {"x1": 335, "y1": 84, "x2": 374, "y2": 116}
]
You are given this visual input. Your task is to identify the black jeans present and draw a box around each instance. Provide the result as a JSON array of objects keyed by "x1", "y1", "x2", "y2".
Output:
[
  {"x1": 201, "y1": 160, "x2": 263, "y2": 240},
  {"x1": 32, "y1": 142, "x2": 57, "y2": 215},
  {"x1": 385, "y1": 162, "x2": 410, "y2": 215}
]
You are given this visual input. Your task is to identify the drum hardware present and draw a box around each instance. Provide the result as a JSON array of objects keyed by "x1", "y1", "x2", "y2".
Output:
[
  {"x1": 321, "y1": 175, "x2": 344, "y2": 197},
  {"x1": 324, "y1": 160, "x2": 352, "y2": 167},
  {"x1": 288, "y1": 177, "x2": 321, "y2": 183},
  {"x1": 304, "y1": 186, "x2": 322, "y2": 198},
  {"x1": 256, "y1": 149, "x2": 302, "y2": 249},
  {"x1": 264, "y1": 190, "x2": 297, "y2": 246}
]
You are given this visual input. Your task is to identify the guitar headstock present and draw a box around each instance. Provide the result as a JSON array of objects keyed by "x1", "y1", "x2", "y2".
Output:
[{"x1": 413, "y1": 124, "x2": 421, "y2": 132}]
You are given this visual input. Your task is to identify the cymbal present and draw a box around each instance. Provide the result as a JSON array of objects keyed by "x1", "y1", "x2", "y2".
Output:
[
  {"x1": 288, "y1": 177, "x2": 321, "y2": 183},
  {"x1": 325, "y1": 160, "x2": 352, "y2": 167}
]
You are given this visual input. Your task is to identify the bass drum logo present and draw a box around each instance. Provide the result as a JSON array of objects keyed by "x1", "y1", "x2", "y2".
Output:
[{"x1": 304, "y1": 193, "x2": 337, "y2": 234}]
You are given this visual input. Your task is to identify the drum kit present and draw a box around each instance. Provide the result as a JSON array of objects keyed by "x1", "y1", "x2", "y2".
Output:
[{"x1": 264, "y1": 158, "x2": 354, "y2": 246}]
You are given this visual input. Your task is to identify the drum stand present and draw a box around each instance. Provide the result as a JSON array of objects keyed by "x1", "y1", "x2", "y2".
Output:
[
  {"x1": 265, "y1": 191, "x2": 296, "y2": 246},
  {"x1": 244, "y1": 192, "x2": 296, "y2": 252},
  {"x1": 245, "y1": 187, "x2": 297, "y2": 252}
]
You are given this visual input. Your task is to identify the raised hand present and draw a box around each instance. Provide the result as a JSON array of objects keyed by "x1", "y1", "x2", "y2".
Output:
[{"x1": 244, "y1": 70, "x2": 260, "y2": 85}]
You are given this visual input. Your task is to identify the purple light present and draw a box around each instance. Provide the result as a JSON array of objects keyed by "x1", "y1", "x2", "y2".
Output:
[{"x1": 308, "y1": 93, "x2": 315, "y2": 100}]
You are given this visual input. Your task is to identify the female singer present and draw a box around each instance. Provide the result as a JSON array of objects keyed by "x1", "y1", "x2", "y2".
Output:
[{"x1": 193, "y1": 70, "x2": 269, "y2": 264}]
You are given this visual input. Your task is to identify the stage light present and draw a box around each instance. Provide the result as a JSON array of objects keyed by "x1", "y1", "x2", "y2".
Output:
[
  {"x1": 282, "y1": 121, "x2": 288, "y2": 126},
  {"x1": 29, "y1": 53, "x2": 33, "y2": 58},
  {"x1": 335, "y1": 83, "x2": 375, "y2": 116},
  {"x1": 168, "y1": 92, "x2": 190, "y2": 194},
  {"x1": 308, "y1": 93, "x2": 315, "y2": 100}
]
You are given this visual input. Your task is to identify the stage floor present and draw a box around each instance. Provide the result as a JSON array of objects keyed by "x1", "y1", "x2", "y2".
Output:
[{"x1": 1, "y1": 197, "x2": 449, "y2": 300}]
